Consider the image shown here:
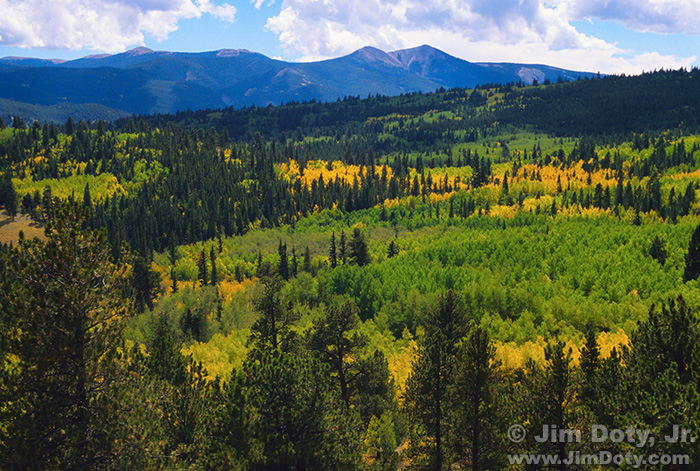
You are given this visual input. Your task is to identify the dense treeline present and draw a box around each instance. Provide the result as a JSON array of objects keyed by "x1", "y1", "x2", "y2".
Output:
[
  {"x1": 2, "y1": 206, "x2": 700, "y2": 469},
  {"x1": 1, "y1": 121, "x2": 496, "y2": 255},
  {"x1": 3, "y1": 114, "x2": 700, "y2": 259},
  {"x1": 493, "y1": 68, "x2": 700, "y2": 136},
  {"x1": 124, "y1": 68, "x2": 700, "y2": 144}
]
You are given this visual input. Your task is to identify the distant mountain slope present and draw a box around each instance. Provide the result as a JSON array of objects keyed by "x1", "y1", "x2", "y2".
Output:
[
  {"x1": 0, "y1": 45, "x2": 598, "y2": 122},
  {"x1": 476, "y1": 61, "x2": 596, "y2": 84}
]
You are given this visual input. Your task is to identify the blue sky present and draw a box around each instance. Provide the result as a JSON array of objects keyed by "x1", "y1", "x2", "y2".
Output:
[{"x1": 0, "y1": 0, "x2": 698, "y2": 74}]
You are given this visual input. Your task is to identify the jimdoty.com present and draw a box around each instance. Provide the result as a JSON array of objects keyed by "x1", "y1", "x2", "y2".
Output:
[
  {"x1": 507, "y1": 451, "x2": 689, "y2": 468},
  {"x1": 506, "y1": 424, "x2": 693, "y2": 468}
]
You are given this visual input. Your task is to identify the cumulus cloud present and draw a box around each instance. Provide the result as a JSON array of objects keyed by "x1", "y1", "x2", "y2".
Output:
[
  {"x1": 0, "y1": 0, "x2": 236, "y2": 52},
  {"x1": 265, "y1": 0, "x2": 696, "y2": 73},
  {"x1": 560, "y1": 0, "x2": 700, "y2": 35}
]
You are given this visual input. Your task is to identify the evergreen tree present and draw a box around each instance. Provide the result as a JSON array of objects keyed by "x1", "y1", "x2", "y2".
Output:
[
  {"x1": 197, "y1": 247, "x2": 208, "y2": 286},
  {"x1": 310, "y1": 301, "x2": 367, "y2": 408},
  {"x1": 143, "y1": 315, "x2": 211, "y2": 462},
  {"x1": 579, "y1": 327, "x2": 600, "y2": 404},
  {"x1": 291, "y1": 247, "x2": 298, "y2": 277},
  {"x1": 131, "y1": 253, "x2": 161, "y2": 311},
  {"x1": 277, "y1": 240, "x2": 289, "y2": 280},
  {"x1": 329, "y1": 231, "x2": 337, "y2": 268},
  {"x1": 348, "y1": 228, "x2": 370, "y2": 266},
  {"x1": 303, "y1": 246, "x2": 312, "y2": 273},
  {"x1": 180, "y1": 307, "x2": 202, "y2": 342},
  {"x1": 522, "y1": 342, "x2": 579, "y2": 471},
  {"x1": 83, "y1": 182, "x2": 92, "y2": 209},
  {"x1": 12, "y1": 116, "x2": 26, "y2": 130},
  {"x1": 0, "y1": 174, "x2": 18, "y2": 221},
  {"x1": 41, "y1": 185, "x2": 54, "y2": 221},
  {"x1": 649, "y1": 235, "x2": 668, "y2": 266},
  {"x1": 404, "y1": 290, "x2": 469, "y2": 470},
  {"x1": 684, "y1": 223, "x2": 700, "y2": 282},
  {"x1": 387, "y1": 239, "x2": 398, "y2": 258},
  {"x1": 210, "y1": 246, "x2": 218, "y2": 285},
  {"x1": 42, "y1": 121, "x2": 50, "y2": 148},
  {"x1": 623, "y1": 296, "x2": 700, "y2": 462},
  {"x1": 0, "y1": 202, "x2": 132, "y2": 469},
  {"x1": 449, "y1": 327, "x2": 503, "y2": 471},
  {"x1": 65, "y1": 116, "x2": 75, "y2": 136},
  {"x1": 249, "y1": 275, "x2": 298, "y2": 351},
  {"x1": 244, "y1": 348, "x2": 360, "y2": 470},
  {"x1": 170, "y1": 267, "x2": 178, "y2": 293}
]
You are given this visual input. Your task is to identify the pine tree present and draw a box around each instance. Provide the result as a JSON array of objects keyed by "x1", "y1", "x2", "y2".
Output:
[
  {"x1": 244, "y1": 348, "x2": 359, "y2": 470},
  {"x1": 277, "y1": 240, "x2": 289, "y2": 280},
  {"x1": 387, "y1": 239, "x2": 398, "y2": 258},
  {"x1": 649, "y1": 235, "x2": 668, "y2": 266},
  {"x1": 132, "y1": 253, "x2": 161, "y2": 311},
  {"x1": 303, "y1": 246, "x2": 312, "y2": 273},
  {"x1": 0, "y1": 202, "x2": 132, "y2": 469},
  {"x1": 579, "y1": 327, "x2": 601, "y2": 417},
  {"x1": 310, "y1": 301, "x2": 367, "y2": 408},
  {"x1": 404, "y1": 290, "x2": 469, "y2": 470},
  {"x1": 329, "y1": 231, "x2": 337, "y2": 268},
  {"x1": 522, "y1": 342, "x2": 578, "y2": 471},
  {"x1": 449, "y1": 327, "x2": 503, "y2": 471},
  {"x1": 83, "y1": 182, "x2": 92, "y2": 209},
  {"x1": 65, "y1": 116, "x2": 75, "y2": 136},
  {"x1": 170, "y1": 267, "x2": 178, "y2": 293},
  {"x1": 250, "y1": 275, "x2": 298, "y2": 351},
  {"x1": 291, "y1": 247, "x2": 298, "y2": 277},
  {"x1": 684, "y1": 223, "x2": 700, "y2": 282},
  {"x1": 197, "y1": 248, "x2": 208, "y2": 286},
  {"x1": 41, "y1": 185, "x2": 54, "y2": 221},
  {"x1": 210, "y1": 246, "x2": 218, "y2": 285},
  {"x1": 623, "y1": 296, "x2": 700, "y2": 462},
  {"x1": 349, "y1": 228, "x2": 370, "y2": 266},
  {"x1": 1, "y1": 174, "x2": 18, "y2": 221}
]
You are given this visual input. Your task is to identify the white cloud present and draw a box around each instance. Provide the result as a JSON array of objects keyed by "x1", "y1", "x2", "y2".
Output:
[
  {"x1": 559, "y1": 0, "x2": 700, "y2": 35},
  {"x1": 265, "y1": 0, "x2": 697, "y2": 73},
  {"x1": 0, "y1": 0, "x2": 236, "y2": 52}
]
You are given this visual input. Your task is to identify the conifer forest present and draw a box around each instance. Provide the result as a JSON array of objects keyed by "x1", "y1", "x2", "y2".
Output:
[{"x1": 3, "y1": 69, "x2": 700, "y2": 470}]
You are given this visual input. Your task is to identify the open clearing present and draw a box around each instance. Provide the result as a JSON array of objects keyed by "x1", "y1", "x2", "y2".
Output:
[{"x1": 0, "y1": 211, "x2": 44, "y2": 245}]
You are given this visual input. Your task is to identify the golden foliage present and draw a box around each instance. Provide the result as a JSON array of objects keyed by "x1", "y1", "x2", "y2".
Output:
[
  {"x1": 597, "y1": 329, "x2": 630, "y2": 358},
  {"x1": 181, "y1": 330, "x2": 249, "y2": 381},
  {"x1": 279, "y1": 159, "x2": 395, "y2": 191},
  {"x1": 495, "y1": 337, "x2": 547, "y2": 371},
  {"x1": 218, "y1": 279, "x2": 254, "y2": 303},
  {"x1": 494, "y1": 330, "x2": 629, "y2": 372}
]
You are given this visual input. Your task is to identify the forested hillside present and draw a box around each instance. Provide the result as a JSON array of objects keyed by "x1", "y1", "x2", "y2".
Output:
[{"x1": 2, "y1": 69, "x2": 700, "y2": 470}]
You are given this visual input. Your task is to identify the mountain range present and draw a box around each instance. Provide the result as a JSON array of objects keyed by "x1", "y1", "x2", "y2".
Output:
[{"x1": 0, "y1": 45, "x2": 597, "y2": 122}]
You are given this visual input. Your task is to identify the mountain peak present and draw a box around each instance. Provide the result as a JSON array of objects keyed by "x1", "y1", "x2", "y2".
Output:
[
  {"x1": 216, "y1": 49, "x2": 252, "y2": 58},
  {"x1": 389, "y1": 45, "x2": 458, "y2": 68},
  {"x1": 349, "y1": 46, "x2": 403, "y2": 68},
  {"x1": 126, "y1": 47, "x2": 154, "y2": 56}
]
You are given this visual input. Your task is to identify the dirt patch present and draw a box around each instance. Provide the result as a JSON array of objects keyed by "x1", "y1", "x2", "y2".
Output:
[{"x1": 0, "y1": 211, "x2": 45, "y2": 245}]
